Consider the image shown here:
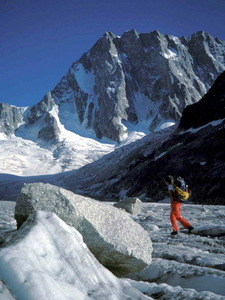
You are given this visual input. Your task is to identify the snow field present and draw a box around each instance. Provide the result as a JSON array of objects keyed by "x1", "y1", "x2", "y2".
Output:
[
  {"x1": 0, "y1": 201, "x2": 225, "y2": 299},
  {"x1": 128, "y1": 202, "x2": 225, "y2": 298}
]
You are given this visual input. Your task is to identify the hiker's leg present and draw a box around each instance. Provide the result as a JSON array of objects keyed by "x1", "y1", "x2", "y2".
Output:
[
  {"x1": 170, "y1": 202, "x2": 179, "y2": 231},
  {"x1": 176, "y1": 204, "x2": 191, "y2": 229},
  {"x1": 177, "y1": 216, "x2": 191, "y2": 229}
]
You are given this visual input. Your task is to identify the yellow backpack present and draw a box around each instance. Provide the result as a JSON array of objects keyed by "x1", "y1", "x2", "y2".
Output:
[{"x1": 174, "y1": 185, "x2": 190, "y2": 201}]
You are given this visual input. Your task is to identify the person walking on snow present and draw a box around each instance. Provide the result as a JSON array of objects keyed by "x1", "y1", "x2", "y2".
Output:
[{"x1": 165, "y1": 175, "x2": 194, "y2": 235}]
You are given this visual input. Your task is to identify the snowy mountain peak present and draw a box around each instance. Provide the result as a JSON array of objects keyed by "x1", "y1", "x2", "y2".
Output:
[
  {"x1": 1, "y1": 30, "x2": 225, "y2": 144},
  {"x1": 1, "y1": 30, "x2": 225, "y2": 179}
]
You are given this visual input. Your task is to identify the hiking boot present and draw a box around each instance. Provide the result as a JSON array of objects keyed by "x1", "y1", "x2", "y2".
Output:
[
  {"x1": 171, "y1": 231, "x2": 178, "y2": 235},
  {"x1": 188, "y1": 226, "x2": 194, "y2": 234}
]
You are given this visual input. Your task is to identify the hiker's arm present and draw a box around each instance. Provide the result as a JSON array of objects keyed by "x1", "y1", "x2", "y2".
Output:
[{"x1": 168, "y1": 190, "x2": 174, "y2": 204}]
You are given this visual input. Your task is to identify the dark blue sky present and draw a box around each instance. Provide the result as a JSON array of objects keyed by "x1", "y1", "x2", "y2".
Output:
[{"x1": 1, "y1": 0, "x2": 225, "y2": 107}]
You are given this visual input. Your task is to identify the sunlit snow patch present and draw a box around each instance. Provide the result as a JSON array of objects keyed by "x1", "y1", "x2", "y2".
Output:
[{"x1": 154, "y1": 121, "x2": 176, "y2": 131}]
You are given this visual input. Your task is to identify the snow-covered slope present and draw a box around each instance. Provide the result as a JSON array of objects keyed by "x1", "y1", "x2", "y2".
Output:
[
  {"x1": 0, "y1": 92, "x2": 147, "y2": 177},
  {"x1": 0, "y1": 95, "x2": 115, "y2": 176},
  {"x1": 0, "y1": 132, "x2": 115, "y2": 176}
]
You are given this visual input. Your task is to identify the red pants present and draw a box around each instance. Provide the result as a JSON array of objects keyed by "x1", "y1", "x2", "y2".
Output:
[{"x1": 170, "y1": 201, "x2": 191, "y2": 231}]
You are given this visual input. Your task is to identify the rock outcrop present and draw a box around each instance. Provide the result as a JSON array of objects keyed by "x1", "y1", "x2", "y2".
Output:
[
  {"x1": 114, "y1": 198, "x2": 142, "y2": 215},
  {"x1": 179, "y1": 71, "x2": 225, "y2": 130},
  {"x1": 0, "y1": 103, "x2": 23, "y2": 135},
  {"x1": 15, "y1": 92, "x2": 60, "y2": 144},
  {"x1": 15, "y1": 183, "x2": 152, "y2": 276}
]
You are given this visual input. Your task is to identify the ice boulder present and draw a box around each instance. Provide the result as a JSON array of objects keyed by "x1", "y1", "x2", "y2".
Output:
[
  {"x1": 0, "y1": 211, "x2": 152, "y2": 300},
  {"x1": 193, "y1": 225, "x2": 225, "y2": 237},
  {"x1": 114, "y1": 198, "x2": 142, "y2": 215},
  {"x1": 15, "y1": 183, "x2": 152, "y2": 276}
]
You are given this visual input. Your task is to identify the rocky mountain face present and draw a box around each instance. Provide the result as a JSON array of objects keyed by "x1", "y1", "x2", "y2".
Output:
[
  {"x1": 14, "y1": 92, "x2": 61, "y2": 145},
  {"x1": 1, "y1": 30, "x2": 225, "y2": 144},
  {"x1": 63, "y1": 71, "x2": 225, "y2": 205},
  {"x1": 50, "y1": 30, "x2": 225, "y2": 142},
  {"x1": 0, "y1": 103, "x2": 23, "y2": 135}
]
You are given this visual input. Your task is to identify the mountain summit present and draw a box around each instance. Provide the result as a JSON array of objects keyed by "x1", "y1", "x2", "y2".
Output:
[
  {"x1": 50, "y1": 30, "x2": 225, "y2": 142},
  {"x1": 1, "y1": 30, "x2": 225, "y2": 144}
]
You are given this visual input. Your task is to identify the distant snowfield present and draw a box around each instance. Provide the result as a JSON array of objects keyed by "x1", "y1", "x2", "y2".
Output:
[
  {"x1": 0, "y1": 200, "x2": 225, "y2": 300},
  {"x1": 0, "y1": 134, "x2": 61, "y2": 175},
  {"x1": 0, "y1": 99, "x2": 177, "y2": 178},
  {"x1": 0, "y1": 132, "x2": 115, "y2": 176},
  {"x1": 0, "y1": 123, "x2": 151, "y2": 176}
]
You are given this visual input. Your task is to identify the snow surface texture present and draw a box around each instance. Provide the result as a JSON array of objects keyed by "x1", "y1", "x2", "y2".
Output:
[
  {"x1": 0, "y1": 121, "x2": 147, "y2": 177},
  {"x1": 0, "y1": 127, "x2": 115, "y2": 176},
  {"x1": 1, "y1": 201, "x2": 225, "y2": 300},
  {"x1": 0, "y1": 210, "x2": 151, "y2": 300},
  {"x1": 126, "y1": 202, "x2": 225, "y2": 299},
  {"x1": 0, "y1": 279, "x2": 15, "y2": 300},
  {"x1": 14, "y1": 183, "x2": 152, "y2": 276}
]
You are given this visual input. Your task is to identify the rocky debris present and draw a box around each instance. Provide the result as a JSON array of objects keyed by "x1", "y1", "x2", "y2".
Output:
[
  {"x1": 114, "y1": 198, "x2": 142, "y2": 215},
  {"x1": 15, "y1": 183, "x2": 152, "y2": 276},
  {"x1": 0, "y1": 103, "x2": 23, "y2": 136}
]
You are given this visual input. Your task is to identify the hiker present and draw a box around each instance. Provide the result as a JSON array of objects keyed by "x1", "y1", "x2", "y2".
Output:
[{"x1": 165, "y1": 175, "x2": 194, "y2": 235}]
